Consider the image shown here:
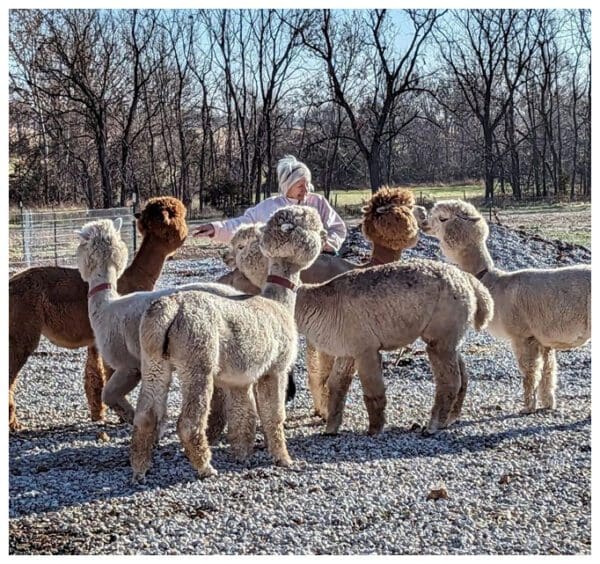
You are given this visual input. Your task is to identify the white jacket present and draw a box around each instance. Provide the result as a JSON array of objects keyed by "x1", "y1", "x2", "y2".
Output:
[{"x1": 210, "y1": 193, "x2": 347, "y2": 252}]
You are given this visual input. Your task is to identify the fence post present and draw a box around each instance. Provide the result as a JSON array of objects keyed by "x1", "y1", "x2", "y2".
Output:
[
  {"x1": 53, "y1": 209, "x2": 58, "y2": 266},
  {"x1": 19, "y1": 200, "x2": 25, "y2": 262},
  {"x1": 131, "y1": 193, "x2": 138, "y2": 253}
]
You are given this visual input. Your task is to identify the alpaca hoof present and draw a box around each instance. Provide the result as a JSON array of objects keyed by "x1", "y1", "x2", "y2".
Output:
[
  {"x1": 539, "y1": 399, "x2": 556, "y2": 410},
  {"x1": 323, "y1": 424, "x2": 340, "y2": 435},
  {"x1": 131, "y1": 471, "x2": 147, "y2": 485},
  {"x1": 198, "y1": 464, "x2": 218, "y2": 479},
  {"x1": 445, "y1": 414, "x2": 460, "y2": 427},
  {"x1": 367, "y1": 424, "x2": 384, "y2": 436},
  {"x1": 9, "y1": 420, "x2": 24, "y2": 432},
  {"x1": 519, "y1": 406, "x2": 536, "y2": 415},
  {"x1": 275, "y1": 455, "x2": 293, "y2": 468}
]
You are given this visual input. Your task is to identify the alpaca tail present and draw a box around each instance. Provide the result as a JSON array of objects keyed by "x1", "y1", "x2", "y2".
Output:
[
  {"x1": 467, "y1": 274, "x2": 494, "y2": 331},
  {"x1": 140, "y1": 296, "x2": 180, "y2": 360}
]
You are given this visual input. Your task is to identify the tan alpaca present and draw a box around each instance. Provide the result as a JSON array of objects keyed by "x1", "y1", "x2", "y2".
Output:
[
  {"x1": 8, "y1": 197, "x2": 187, "y2": 430},
  {"x1": 130, "y1": 206, "x2": 325, "y2": 482},
  {"x1": 421, "y1": 200, "x2": 591, "y2": 412},
  {"x1": 237, "y1": 244, "x2": 494, "y2": 435},
  {"x1": 219, "y1": 187, "x2": 421, "y2": 419}
]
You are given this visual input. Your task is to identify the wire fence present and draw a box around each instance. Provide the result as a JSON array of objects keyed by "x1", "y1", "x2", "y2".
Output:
[{"x1": 9, "y1": 206, "x2": 138, "y2": 273}]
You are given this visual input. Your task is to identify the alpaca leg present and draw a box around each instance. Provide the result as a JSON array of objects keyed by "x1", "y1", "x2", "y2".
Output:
[
  {"x1": 9, "y1": 327, "x2": 41, "y2": 431},
  {"x1": 84, "y1": 346, "x2": 107, "y2": 422},
  {"x1": 512, "y1": 337, "x2": 543, "y2": 413},
  {"x1": 354, "y1": 351, "x2": 386, "y2": 435},
  {"x1": 101, "y1": 367, "x2": 140, "y2": 423},
  {"x1": 130, "y1": 358, "x2": 171, "y2": 483},
  {"x1": 425, "y1": 345, "x2": 462, "y2": 434},
  {"x1": 306, "y1": 343, "x2": 332, "y2": 418},
  {"x1": 227, "y1": 386, "x2": 258, "y2": 462},
  {"x1": 324, "y1": 356, "x2": 355, "y2": 435},
  {"x1": 177, "y1": 369, "x2": 216, "y2": 478},
  {"x1": 446, "y1": 353, "x2": 469, "y2": 426},
  {"x1": 206, "y1": 386, "x2": 228, "y2": 445},
  {"x1": 255, "y1": 373, "x2": 291, "y2": 467},
  {"x1": 538, "y1": 348, "x2": 557, "y2": 410}
]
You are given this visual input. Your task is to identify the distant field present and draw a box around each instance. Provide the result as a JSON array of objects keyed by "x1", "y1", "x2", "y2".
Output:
[
  {"x1": 495, "y1": 202, "x2": 591, "y2": 248},
  {"x1": 323, "y1": 184, "x2": 483, "y2": 209}
]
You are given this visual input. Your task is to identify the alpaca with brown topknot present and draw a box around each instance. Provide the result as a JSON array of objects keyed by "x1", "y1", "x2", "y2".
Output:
[{"x1": 9, "y1": 196, "x2": 187, "y2": 431}]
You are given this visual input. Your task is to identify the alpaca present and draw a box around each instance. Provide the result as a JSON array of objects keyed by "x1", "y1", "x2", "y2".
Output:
[
  {"x1": 420, "y1": 200, "x2": 591, "y2": 412},
  {"x1": 236, "y1": 240, "x2": 494, "y2": 435},
  {"x1": 219, "y1": 187, "x2": 421, "y2": 419},
  {"x1": 9, "y1": 197, "x2": 187, "y2": 431},
  {"x1": 130, "y1": 206, "x2": 324, "y2": 482},
  {"x1": 74, "y1": 217, "x2": 242, "y2": 428}
]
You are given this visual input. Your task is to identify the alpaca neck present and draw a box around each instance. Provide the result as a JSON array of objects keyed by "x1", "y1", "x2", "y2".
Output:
[
  {"x1": 446, "y1": 241, "x2": 495, "y2": 277},
  {"x1": 87, "y1": 266, "x2": 120, "y2": 317},
  {"x1": 117, "y1": 236, "x2": 171, "y2": 294},
  {"x1": 262, "y1": 260, "x2": 300, "y2": 310},
  {"x1": 366, "y1": 242, "x2": 402, "y2": 266}
]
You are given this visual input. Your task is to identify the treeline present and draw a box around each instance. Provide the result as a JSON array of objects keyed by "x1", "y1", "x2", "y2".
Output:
[{"x1": 9, "y1": 9, "x2": 591, "y2": 210}]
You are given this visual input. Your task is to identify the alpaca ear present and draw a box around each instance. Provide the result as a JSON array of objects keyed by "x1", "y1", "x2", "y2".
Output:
[
  {"x1": 459, "y1": 215, "x2": 481, "y2": 222},
  {"x1": 162, "y1": 209, "x2": 171, "y2": 225},
  {"x1": 376, "y1": 204, "x2": 392, "y2": 214},
  {"x1": 134, "y1": 212, "x2": 141, "y2": 219},
  {"x1": 281, "y1": 223, "x2": 294, "y2": 233},
  {"x1": 113, "y1": 217, "x2": 123, "y2": 232},
  {"x1": 75, "y1": 229, "x2": 89, "y2": 242}
]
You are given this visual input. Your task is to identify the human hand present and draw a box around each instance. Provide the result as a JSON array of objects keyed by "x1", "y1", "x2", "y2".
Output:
[{"x1": 193, "y1": 224, "x2": 215, "y2": 238}]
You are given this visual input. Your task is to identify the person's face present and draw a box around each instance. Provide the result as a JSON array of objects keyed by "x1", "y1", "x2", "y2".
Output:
[{"x1": 286, "y1": 177, "x2": 308, "y2": 201}]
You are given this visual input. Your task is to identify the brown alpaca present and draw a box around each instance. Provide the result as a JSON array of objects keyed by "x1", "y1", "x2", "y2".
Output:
[{"x1": 8, "y1": 197, "x2": 188, "y2": 431}]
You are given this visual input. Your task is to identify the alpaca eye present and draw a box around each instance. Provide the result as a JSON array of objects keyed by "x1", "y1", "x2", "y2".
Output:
[{"x1": 439, "y1": 217, "x2": 448, "y2": 223}]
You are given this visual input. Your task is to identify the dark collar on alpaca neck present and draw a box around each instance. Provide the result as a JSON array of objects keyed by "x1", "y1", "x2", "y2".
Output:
[
  {"x1": 475, "y1": 268, "x2": 488, "y2": 280},
  {"x1": 266, "y1": 274, "x2": 297, "y2": 292},
  {"x1": 88, "y1": 282, "x2": 113, "y2": 298}
]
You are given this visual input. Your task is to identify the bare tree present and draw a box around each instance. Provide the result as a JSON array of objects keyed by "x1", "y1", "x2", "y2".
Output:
[
  {"x1": 301, "y1": 9, "x2": 441, "y2": 192},
  {"x1": 434, "y1": 9, "x2": 538, "y2": 201}
]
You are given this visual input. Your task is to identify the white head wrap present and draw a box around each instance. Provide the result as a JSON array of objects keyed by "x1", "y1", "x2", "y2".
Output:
[{"x1": 277, "y1": 155, "x2": 314, "y2": 197}]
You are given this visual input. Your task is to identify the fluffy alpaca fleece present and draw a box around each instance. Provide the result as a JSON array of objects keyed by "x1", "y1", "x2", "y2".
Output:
[
  {"x1": 9, "y1": 196, "x2": 187, "y2": 431},
  {"x1": 361, "y1": 186, "x2": 419, "y2": 256},
  {"x1": 421, "y1": 199, "x2": 591, "y2": 412},
  {"x1": 130, "y1": 206, "x2": 325, "y2": 482},
  {"x1": 75, "y1": 218, "x2": 240, "y2": 427}
]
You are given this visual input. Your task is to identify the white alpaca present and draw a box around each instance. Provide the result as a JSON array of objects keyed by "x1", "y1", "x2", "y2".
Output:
[
  {"x1": 75, "y1": 217, "x2": 240, "y2": 426},
  {"x1": 421, "y1": 199, "x2": 591, "y2": 412},
  {"x1": 130, "y1": 206, "x2": 325, "y2": 482}
]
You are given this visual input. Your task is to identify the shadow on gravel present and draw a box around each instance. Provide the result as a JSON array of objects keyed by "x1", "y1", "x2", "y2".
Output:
[
  {"x1": 286, "y1": 415, "x2": 590, "y2": 465},
  {"x1": 10, "y1": 414, "x2": 589, "y2": 519}
]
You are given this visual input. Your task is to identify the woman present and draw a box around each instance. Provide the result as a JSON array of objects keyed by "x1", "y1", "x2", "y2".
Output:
[{"x1": 193, "y1": 155, "x2": 347, "y2": 253}]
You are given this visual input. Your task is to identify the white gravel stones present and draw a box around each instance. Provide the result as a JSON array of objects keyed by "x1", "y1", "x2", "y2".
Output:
[{"x1": 9, "y1": 225, "x2": 591, "y2": 554}]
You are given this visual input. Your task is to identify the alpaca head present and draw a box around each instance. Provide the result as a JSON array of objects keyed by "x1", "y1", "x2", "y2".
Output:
[
  {"x1": 223, "y1": 224, "x2": 265, "y2": 268},
  {"x1": 76, "y1": 218, "x2": 129, "y2": 283},
  {"x1": 134, "y1": 197, "x2": 188, "y2": 255},
  {"x1": 421, "y1": 200, "x2": 488, "y2": 258},
  {"x1": 361, "y1": 187, "x2": 419, "y2": 251},
  {"x1": 259, "y1": 206, "x2": 325, "y2": 270}
]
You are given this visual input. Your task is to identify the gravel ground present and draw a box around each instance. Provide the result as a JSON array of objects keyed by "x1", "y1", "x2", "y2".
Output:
[{"x1": 9, "y1": 224, "x2": 591, "y2": 555}]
